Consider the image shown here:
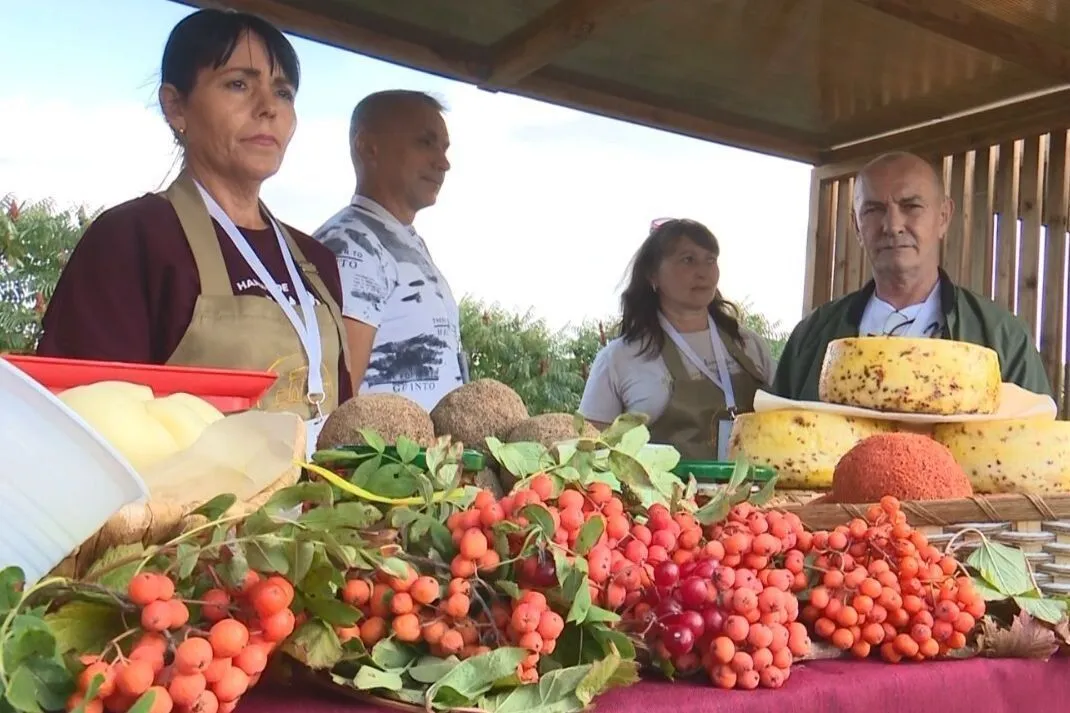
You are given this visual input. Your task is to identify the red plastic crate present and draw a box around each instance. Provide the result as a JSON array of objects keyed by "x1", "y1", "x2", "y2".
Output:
[{"x1": 1, "y1": 355, "x2": 278, "y2": 413}]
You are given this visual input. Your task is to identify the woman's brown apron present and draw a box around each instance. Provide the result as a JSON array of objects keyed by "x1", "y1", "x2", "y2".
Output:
[
  {"x1": 160, "y1": 173, "x2": 349, "y2": 421},
  {"x1": 649, "y1": 328, "x2": 766, "y2": 461}
]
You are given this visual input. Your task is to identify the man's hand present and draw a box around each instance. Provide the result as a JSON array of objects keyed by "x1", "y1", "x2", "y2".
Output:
[{"x1": 344, "y1": 317, "x2": 378, "y2": 393}]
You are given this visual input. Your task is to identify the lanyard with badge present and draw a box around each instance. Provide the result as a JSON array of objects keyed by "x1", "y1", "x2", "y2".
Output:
[
  {"x1": 194, "y1": 181, "x2": 327, "y2": 459},
  {"x1": 658, "y1": 313, "x2": 737, "y2": 461},
  {"x1": 351, "y1": 195, "x2": 469, "y2": 380}
]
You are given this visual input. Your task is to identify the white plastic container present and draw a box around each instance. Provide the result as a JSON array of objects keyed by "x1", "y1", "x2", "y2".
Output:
[{"x1": 0, "y1": 356, "x2": 149, "y2": 584}]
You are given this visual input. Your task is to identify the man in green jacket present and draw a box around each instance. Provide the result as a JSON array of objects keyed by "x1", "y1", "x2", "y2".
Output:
[{"x1": 773, "y1": 151, "x2": 1052, "y2": 402}]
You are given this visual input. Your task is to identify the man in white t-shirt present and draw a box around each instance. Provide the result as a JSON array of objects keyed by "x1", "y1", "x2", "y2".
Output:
[{"x1": 312, "y1": 90, "x2": 465, "y2": 411}]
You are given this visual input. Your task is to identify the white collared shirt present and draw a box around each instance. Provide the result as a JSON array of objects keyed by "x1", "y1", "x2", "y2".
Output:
[
  {"x1": 312, "y1": 195, "x2": 463, "y2": 410},
  {"x1": 858, "y1": 284, "x2": 944, "y2": 338}
]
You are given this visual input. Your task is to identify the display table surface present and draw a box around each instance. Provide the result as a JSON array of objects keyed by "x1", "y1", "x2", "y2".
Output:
[{"x1": 238, "y1": 656, "x2": 1070, "y2": 713}]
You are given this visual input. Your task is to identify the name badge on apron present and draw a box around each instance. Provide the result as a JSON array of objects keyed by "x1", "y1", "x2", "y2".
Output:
[
  {"x1": 659, "y1": 313, "x2": 738, "y2": 462},
  {"x1": 305, "y1": 413, "x2": 326, "y2": 460},
  {"x1": 713, "y1": 408, "x2": 737, "y2": 462}
]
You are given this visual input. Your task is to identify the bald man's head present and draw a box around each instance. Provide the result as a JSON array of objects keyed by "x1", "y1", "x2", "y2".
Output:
[
  {"x1": 349, "y1": 90, "x2": 451, "y2": 221},
  {"x1": 349, "y1": 91, "x2": 446, "y2": 147},
  {"x1": 855, "y1": 152, "x2": 944, "y2": 203},
  {"x1": 852, "y1": 151, "x2": 953, "y2": 285}
]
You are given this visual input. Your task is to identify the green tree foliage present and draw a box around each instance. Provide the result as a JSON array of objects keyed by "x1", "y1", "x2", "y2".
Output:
[{"x1": 0, "y1": 195, "x2": 96, "y2": 353}]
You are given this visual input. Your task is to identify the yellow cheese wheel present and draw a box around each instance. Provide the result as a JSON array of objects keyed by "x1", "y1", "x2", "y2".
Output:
[
  {"x1": 932, "y1": 418, "x2": 1070, "y2": 494},
  {"x1": 727, "y1": 409, "x2": 893, "y2": 489},
  {"x1": 819, "y1": 337, "x2": 1000, "y2": 415}
]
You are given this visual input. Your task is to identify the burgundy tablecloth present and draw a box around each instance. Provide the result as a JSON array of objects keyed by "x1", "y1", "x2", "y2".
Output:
[{"x1": 239, "y1": 657, "x2": 1070, "y2": 713}]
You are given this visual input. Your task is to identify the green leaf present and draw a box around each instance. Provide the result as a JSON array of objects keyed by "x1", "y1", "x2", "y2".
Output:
[
  {"x1": 371, "y1": 640, "x2": 418, "y2": 670},
  {"x1": 6, "y1": 664, "x2": 43, "y2": 713},
  {"x1": 589, "y1": 626, "x2": 636, "y2": 661},
  {"x1": 520, "y1": 505, "x2": 556, "y2": 540},
  {"x1": 693, "y1": 492, "x2": 730, "y2": 526},
  {"x1": 971, "y1": 576, "x2": 1008, "y2": 602},
  {"x1": 496, "y1": 581, "x2": 521, "y2": 600},
  {"x1": 749, "y1": 474, "x2": 779, "y2": 507},
  {"x1": 347, "y1": 453, "x2": 382, "y2": 489},
  {"x1": 298, "y1": 502, "x2": 382, "y2": 531},
  {"x1": 395, "y1": 436, "x2": 420, "y2": 464},
  {"x1": 582, "y1": 606, "x2": 620, "y2": 625},
  {"x1": 176, "y1": 543, "x2": 199, "y2": 580},
  {"x1": 359, "y1": 429, "x2": 387, "y2": 453},
  {"x1": 353, "y1": 666, "x2": 404, "y2": 692},
  {"x1": 379, "y1": 557, "x2": 410, "y2": 580},
  {"x1": 616, "y1": 425, "x2": 650, "y2": 456},
  {"x1": 607, "y1": 450, "x2": 669, "y2": 500},
  {"x1": 244, "y1": 536, "x2": 290, "y2": 576},
  {"x1": 573, "y1": 517, "x2": 604, "y2": 556},
  {"x1": 597, "y1": 414, "x2": 648, "y2": 447},
  {"x1": 727, "y1": 458, "x2": 751, "y2": 492},
  {"x1": 23, "y1": 657, "x2": 74, "y2": 712},
  {"x1": 126, "y1": 689, "x2": 159, "y2": 713},
  {"x1": 566, "y1": 577, "x2": 592, "y2": 624},
  {"x1": 966, "y1": 540, "x2": 1033, "y2": 597},
  {"x1": 290, "y1": 541, "x2": 316, "y2": 585},
  {"x1": 189, "y1": 493, "x2": 237, "y2": 520},
  {"x1": 0, "y1": 567, "x2": 25, "y2": 612},
  {"x1": 84, "y1": 543, "x2": 146, "y2": 590},
  {"x1": 220, "y1": 543, "x2": 250, "y2": 589},
  {"x1": 575, "y1": 648, "x2": 633, "y2": 706},
  {"x1": 365, "y1": 463, "x2": 420, "y2": 498},
  {"x1": 1014, "y1": 595, "x2": 1067, "y2": 624},
  {"x1": 282, "y1": 619, "x2": 343, "y2": 670},
  {"x1": 3, "y1": 624, "x2": 54, "y2": 672},
  {"x1": 408, "y1": 656, "x2": 460, "y2": 684},
  {"x1": 426, "y1": 647, "x2": 529, "y2": 708},
  {"x1": 486, "y1": 439, "x2": 547, "y2": 477},
  {"x1": 302, "y1": 596, "x2": 361, "y2": 627},
  {"x1": 43, "y1": 601, "x2": 121, "y2": 657},
  {"x1": 264, "y1": 482, "x2": 334, "y2": 513}
]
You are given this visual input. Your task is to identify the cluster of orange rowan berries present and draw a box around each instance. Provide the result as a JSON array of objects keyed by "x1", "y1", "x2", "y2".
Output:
[
  {"x1": 67, "y1": 570, "x2": 296, "y2": 713},
  {"x1": 793, "y1": 496, "x2": 985, "y2": 662}
]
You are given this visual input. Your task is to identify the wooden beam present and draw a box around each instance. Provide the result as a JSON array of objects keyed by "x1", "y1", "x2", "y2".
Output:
[
  {"x1": 481, "y1": 0, "x2": 653, "y2": 89},
  {"x1": 847, "y1": 0, "x2": 1070, "y2": 82},
  {"x1": 178, "y1": 0, "x2": 822, "y2": 163},
  {"x1": 818, "y1": 87, "x2": 1070, "y2": 170}
]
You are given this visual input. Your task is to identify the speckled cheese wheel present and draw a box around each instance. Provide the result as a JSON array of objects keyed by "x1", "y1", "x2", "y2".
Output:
[
  {"x1": 727, "y1": 410, "x2": 894, "y2": 489},
  {"x1": 932, "y1": 418, "x2": 1070, "y2": 495},
  {"x1": 818, "y1": 337, "x2": 1001, "y2": 415}
]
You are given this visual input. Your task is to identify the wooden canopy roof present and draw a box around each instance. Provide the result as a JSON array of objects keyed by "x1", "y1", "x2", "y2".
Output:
[{"x1": 183, "y1": 0, "x2": 1070, "y2": 166}]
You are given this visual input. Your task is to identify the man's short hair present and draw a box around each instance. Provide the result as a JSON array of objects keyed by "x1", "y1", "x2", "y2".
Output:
[{"x1": 348, "y1": 90, "x2": 447, "y2": 144}]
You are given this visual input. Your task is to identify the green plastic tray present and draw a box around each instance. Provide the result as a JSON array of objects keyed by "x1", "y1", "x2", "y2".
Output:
[
  {"x1": 671, "y1": 460, "x2": 776, "y2": 484},
  {"x1": 319, "y1": 445, "x2": 485, "y2": 472}
]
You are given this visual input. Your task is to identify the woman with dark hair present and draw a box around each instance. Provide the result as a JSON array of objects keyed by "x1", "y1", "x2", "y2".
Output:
[
  {"x1": 579, "y1": 219, "x2": 775, "y2": 460},
  {"x1": 38, "y1": 9, "x2": 350, "y2": 451}
]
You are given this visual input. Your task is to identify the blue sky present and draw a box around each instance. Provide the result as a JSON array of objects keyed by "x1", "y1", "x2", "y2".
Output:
[{"x1": 0, "y1": 0, "x2": 812, "y2": 330}]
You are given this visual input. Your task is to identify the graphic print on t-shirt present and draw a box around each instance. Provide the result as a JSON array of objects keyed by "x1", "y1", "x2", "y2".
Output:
[{"x1": 314, "y1": 201, "x2": 463, "y2": 410}]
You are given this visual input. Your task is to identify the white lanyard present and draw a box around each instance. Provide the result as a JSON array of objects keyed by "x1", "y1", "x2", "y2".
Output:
[
  {"x1": 658, "y1": 313, "x2": 736, "y2": 410},
  {"x1": 194, "y1": 182, "x2": 325, "y2": 416}
]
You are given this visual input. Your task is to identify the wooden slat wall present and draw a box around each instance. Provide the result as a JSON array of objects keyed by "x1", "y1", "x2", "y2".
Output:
[{"x1": 804, "y1": 130, "x2": 1070, "y2": 418}]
